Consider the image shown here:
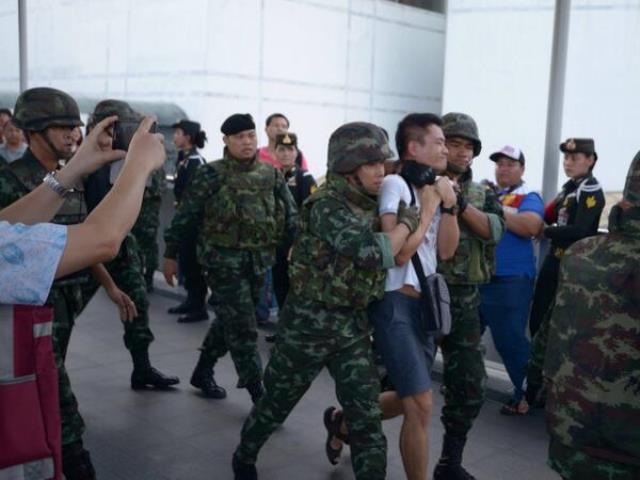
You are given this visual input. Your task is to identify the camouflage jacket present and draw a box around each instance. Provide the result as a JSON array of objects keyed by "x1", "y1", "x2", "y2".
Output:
[
  {"x1": 164, "y1": 153, "x2": 298, "y2": 266},
  {"x1": 543, "y1": 205, "x2": 640, "y2": 467},
  {"x1": 132, "y1": 168, "x2": 165, "y2": 234},
  {"x1": 438, "y1": 168, "x2": 505, "y2": 285},
  {"x1": 288, "y1": 173, "x2": 394, "y2": 311}
]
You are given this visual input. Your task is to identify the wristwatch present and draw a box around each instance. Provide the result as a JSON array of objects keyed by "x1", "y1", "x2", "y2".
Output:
[
  {"x1": 441, "y1": 204, "x2": 458, "y2": 216},
  {"x1": 43, "y1": 171, "x2": 70, "y2": 198}
]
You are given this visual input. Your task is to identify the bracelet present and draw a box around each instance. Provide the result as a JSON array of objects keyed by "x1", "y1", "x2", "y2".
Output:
[{"x1": 43, "y1": 171, "x2": 70, "y2": 198}]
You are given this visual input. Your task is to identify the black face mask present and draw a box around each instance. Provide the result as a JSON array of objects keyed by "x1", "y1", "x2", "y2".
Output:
[{"x1": 400, "y1": 160, "x2": 436, "y2": 188}]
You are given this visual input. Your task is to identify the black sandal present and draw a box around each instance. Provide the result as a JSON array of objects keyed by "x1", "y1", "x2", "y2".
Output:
[{"x1": 323, "y1": 406, "x2": 349, "y2": 465}]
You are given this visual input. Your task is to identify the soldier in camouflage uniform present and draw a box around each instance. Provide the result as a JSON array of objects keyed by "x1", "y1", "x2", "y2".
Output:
[
  {"x1": 131, "y1": 168, "x2": 165, "y2": 292},
  {"x1": 163, "y1": 113, "x2": 298, "y2": 401},
  {"x1": 434, "y1": 113, "x2": 505, "y2": 480},
  {"x1": 542, "y1": 152, "x2": 640, "y2": 480},
  {"x1": 82, "y1": 99, "x2": 180, "y2": 392},
  {"x1": 231, "y1": 121, "x2": 421, "y2": 480},
  {"x1": 0, "y1": 88, "x2": 134, "y2": 480}
]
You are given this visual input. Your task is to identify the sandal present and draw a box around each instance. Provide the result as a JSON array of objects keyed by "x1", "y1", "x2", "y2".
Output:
[
  {"x1": 500, "y1": 398, "x2": 530, "y2": 416},
  {"x1": 323, "y1": 406, "x2": 349, "y2": 465}
]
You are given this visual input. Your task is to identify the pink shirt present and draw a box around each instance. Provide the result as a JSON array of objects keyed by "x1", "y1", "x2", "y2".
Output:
[{"x1": 258, "y1": 146, "x2": 309, "y2": 171}]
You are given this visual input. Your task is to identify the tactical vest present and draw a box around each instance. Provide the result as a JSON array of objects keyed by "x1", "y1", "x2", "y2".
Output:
[
  {"x1": 288, "y1": 181, "x2": 386, "y2": 310},
  {"x1": 438, "y1": 179, "x2": 497, "y2": 285},
  {"x1": 201, "y1": 158, "x2": 285, "y2": 249},
  {"x1": 10, "y1": 154, "x2": 89, "y2": 286}
]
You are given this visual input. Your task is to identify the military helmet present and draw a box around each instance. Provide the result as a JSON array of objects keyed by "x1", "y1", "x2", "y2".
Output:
[
  {"x1": 328, "y1": 122, "x2": 393, "y2": 174},
  {"x1": 624, "y1": 150, "x2": 640, "y2": 206},
  {"x1": 442, "y1": 112, "x2": 482, "y2": 157},
  {"x1": 87, "y1": 99, "x2": 141, "y2": 131},
  {"x1": 12, "y1": 87, "x2": 83, "y2": 131}
]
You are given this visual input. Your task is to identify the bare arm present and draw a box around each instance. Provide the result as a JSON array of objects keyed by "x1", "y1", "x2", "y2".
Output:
[
  {"x1": 437, "y1": 213, "x2": 459, "y2": 260},
  {"x1": 89, "y1": 263, "x2": 138, "y2": 321},
  {"x1": 504, "y1": 210, "x2": 543, "y2": 238}
]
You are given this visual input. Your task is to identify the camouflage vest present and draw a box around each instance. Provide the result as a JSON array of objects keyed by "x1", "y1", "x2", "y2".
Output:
[
  {"x1": 9, "y1": 152, "x2": 89, "y2": 286},
  {"x1": 438, "y1": 173, "x2": 497, "y2": 285},
  {"x1": 201, "y1": 156, "x2": 284, "y2": 249},
  {"x1": 288, "y1": 177, "x2": 386, "y2": 310}
]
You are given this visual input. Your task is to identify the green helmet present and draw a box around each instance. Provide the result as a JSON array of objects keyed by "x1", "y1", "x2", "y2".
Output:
[
  {"x1": 12, "y1": 87, "x2": 83, "y2": 131},
  {"x1": 442, "y1": 112, "x2": 482, "y2": 157},
  {"x1": 624, "y1": 150, "x2": 640, "y2": 207},
  {"x1": 328, "y1": 122, "x2": 393, "y2": 174},
  {"x1": 87, "y1": 99, "x2": 141, "y2": 132}
]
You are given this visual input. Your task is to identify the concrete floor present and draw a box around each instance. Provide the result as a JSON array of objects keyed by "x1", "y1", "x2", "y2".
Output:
[{"x1": 65, "y1": 283, "x2": 560, "y2": 480}]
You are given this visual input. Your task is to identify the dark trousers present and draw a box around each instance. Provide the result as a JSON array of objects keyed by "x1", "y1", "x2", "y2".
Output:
[
  {"x1": 178, "y1": 235, "x2": 207, "y2": 309},
  {"x1": 528, "y1": 254, "x2": 560, "y2": 337},
  {"x1": 272, "y1": 245, "x2": 290, "y2": 309}
]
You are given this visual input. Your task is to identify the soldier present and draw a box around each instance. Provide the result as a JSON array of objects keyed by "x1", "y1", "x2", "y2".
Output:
[
  {"x1": 0, "y1": 88, "x2": 138, "y2": 480},
  {"x1": 166, "y1": 119, "x2": 209, "y2": 322},
  {"x1": 131, "y1": 168, "x2": 165, "y2": 293},
  {"x1": 163, "y1": 113, "x2": 298, "y2": 401},
  {"x1": 543, "y1": 152, "x2": 640, "y2": 480},
  {"x1": 434, "y1": 112, "x2": 505, "y2": 480},
  {"x1": 82, "y1": 99, "x2": 180, "y2": 391},
  {"x1": 525, "y1": 138, "x2": 605, "y2": 406},
  {"x1": 232, "y1": 122, "x2": 420, "y2": 480}
]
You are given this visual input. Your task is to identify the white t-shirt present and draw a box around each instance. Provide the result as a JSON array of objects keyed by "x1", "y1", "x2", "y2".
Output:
[
  {"x1": 378, "y1": 174, "x2": 440, "y2": 292},
  {"x1": 0, "y1": 221, "x2": 67, "y2": 305}
]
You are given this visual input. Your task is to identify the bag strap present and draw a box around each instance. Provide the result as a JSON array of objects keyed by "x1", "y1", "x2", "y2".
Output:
[
  {"x1": 400, "y1": 174, "x2": 416, "y2": 206},
  {"x1": 400, "y1": 175, "x2": 427, "y2": 284}
]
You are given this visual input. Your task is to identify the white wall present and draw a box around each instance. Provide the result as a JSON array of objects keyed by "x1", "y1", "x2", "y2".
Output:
[
  {"x1": 0, "y1": 0, "x2": 446, "y2": 179},
  {"x1": 443, "y1": 0, "x2": 640, "y2": 192}
]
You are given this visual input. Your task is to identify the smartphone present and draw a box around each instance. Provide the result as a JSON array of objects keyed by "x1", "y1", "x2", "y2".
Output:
[{"x1": 112, "y1": 119, "x2": 157, "y2": 151}]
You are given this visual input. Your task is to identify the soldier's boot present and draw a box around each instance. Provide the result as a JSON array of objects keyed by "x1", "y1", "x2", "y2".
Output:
[
  {"x1": 190, "y1": 357, "x2": 227, "y2": 399},
  {"x1": 232, "y1": 453, "x2": 258, "y2": 480},
  {"x1": 177, "y1": 307, "x2": 209, "y2": 324},
  {"x1": 246, "y1": 381, "x2": 264, "y2": 404},
  {"x1": 62, "y1": 440, "x2": 96, "y2": 480},
  {"x1": 130, "y1": 350, "x2": 180, "y2": 390},
  {"x1": 433, "y1": 434, "x2": 476, "y2": 480},
  {"x1": 168, "y1": 300, "x2": 193, "y2": 314}
]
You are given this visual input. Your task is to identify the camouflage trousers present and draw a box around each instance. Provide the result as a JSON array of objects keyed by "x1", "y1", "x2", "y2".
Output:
[
  {"x1": 131, "y1": 220, "x2": 160, "y2": 287},
  {"x1": 80, "y1": 235, "x2": 155, "y2": 355},
  {"x1": 439, "y1": 284, "x2": 487, "y2": 437},
  {"x1": 548, "y1": 438, "x2": 639, "y2": 480},
  {"x1": 526, "y1": 300, "x2": 553, "y2": 400},
  {"x1": 235, "y1": 299, "x2": 386, "y2": 480},
  {"x1": 200, "y1": 249, "x2": 266, "y2": 388},
  {"x1": 49, "y1": 284, "x2": 87, "y2": 447}
]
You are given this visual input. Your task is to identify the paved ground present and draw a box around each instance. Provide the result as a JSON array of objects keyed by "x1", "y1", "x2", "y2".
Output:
[{"x1": 65, "y1": 281, "x2": 560, "y2": 480}]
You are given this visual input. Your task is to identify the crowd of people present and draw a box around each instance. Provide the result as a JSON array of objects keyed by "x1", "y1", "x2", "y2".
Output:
[{"x1": 0, "y1": 86, "x2": 638, "y2": 480}]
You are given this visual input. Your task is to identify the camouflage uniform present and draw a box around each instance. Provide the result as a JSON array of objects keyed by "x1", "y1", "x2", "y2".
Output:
[
  {"x1": 434, "y1": 113, "x2": 505, "y2": 479},
  {"x1": 543, "y1": 152, "x2": 640, "y2": 480},
  {"x1": 164, "y1": 139, "x2": 298, "y2": 393},
  {"x1": 131, "y1": 168, "x2": 165, "y2": 290},
  {"x1": 233, "y1": 122, "x2": 399, "y2": 480}
]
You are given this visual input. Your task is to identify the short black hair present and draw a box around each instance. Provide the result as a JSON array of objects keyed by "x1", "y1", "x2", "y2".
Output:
[
  {"x1": 0, "y1": 108, "x2": 12, "y2": 117},
  {"x1": 395, "y1": 113, "x2": 442, "y2": 159},
  {"x1": 265, "y1": 113, "x2": 289, "y2": 128}
]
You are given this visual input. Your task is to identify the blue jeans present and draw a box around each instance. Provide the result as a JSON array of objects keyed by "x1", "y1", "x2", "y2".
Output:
[{"x1": 479, "y1": 276, "x2": 534, "y2": 402}]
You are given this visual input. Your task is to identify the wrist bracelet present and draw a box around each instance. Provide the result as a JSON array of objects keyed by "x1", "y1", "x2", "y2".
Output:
[{"x1": 43, "y1": 171, "x2": 70, "y2": 198}]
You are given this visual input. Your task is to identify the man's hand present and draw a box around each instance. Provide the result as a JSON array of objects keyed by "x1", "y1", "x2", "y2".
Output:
[
  {"x1": 163, "y1": 258, "x2": 178, "y2": 287},
  {"x1": 435, "y1": 177, "x2": 457, "y2": 208},
  {"x1": 397, "y1": 201, "x2": 420, "y2": 233},
  {"x1": 71, "y1": 116, "x2": 127, "y2": 176},
  {"x1": 105, "y1": 285, "x2": 138, "y2": 322},
  {"x1": 127, "y1": 116, "x2": 166, "y2": 173},
  {"x1": 419, "y1": 184, "x2": 441, "y2": 215}
]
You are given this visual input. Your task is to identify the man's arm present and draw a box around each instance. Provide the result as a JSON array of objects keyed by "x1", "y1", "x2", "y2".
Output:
[
  {"x1": 275, "y1": 169, "x2": 299, "y2": 246},
  {"x1": 459, "y1": 185, "x2": 505, "y2": 243},
  {"x1": 90, "y1": 263, "x2": 137, "y2": 321},
  {"x1": 505, "y1": 211, "x2": 543, "y2": 238}
]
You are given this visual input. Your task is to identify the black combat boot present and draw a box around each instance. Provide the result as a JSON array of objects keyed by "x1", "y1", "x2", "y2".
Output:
[
  {"x1": 167, "y1": 300, "x2": 193, "y2": 314},
  {"x1": 232, "y1": 453, "x2": 258, "y2": 480},
  {"x1": 177, "y1": 307, "x2": 209, "y2": 323},
  {"x1": 433, "y1": 434, "x2": 476, "y2": 480},
  {"x1": 130, "y1": 350, "x2": 180, "y2": 390},
  {"x1": 62, "y1": 441, "x2": 96, "y2": 480},
  {"x1": 246, "y1": 381, "x2": 264, "y2": 404},
  {"x1": 190, "y1": 356, "x2": 227, "y2": 398}
]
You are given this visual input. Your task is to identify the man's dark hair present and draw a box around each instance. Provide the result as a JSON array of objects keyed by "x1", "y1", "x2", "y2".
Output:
[
  {"x1": 395, "y1": 113, "x2": 442, "y2": 159},
  {"x1": 265, "y1": 113, "x2": 289, "y2": 127},
  {"x1": 0, "y1": 108, "x2": 12, "y2": 117}
]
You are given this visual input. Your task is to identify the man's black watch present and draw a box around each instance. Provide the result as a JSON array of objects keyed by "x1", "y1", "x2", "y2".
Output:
[{"x1": 441, "y1": 204, "x2": 458, "y2": 216}]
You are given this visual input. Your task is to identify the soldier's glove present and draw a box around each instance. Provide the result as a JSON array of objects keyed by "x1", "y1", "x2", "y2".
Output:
[
  {"x1": 397, "y1": 201, "x2": 420, "y2": 233},
  {"x1": 456, "y1": 191, "x2": 468, "y2": 215}
]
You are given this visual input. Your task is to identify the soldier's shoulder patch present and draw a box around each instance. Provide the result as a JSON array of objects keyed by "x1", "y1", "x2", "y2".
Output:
[
  {"x1": 586, "y1": 195, "x2": 597, "y2": 208},
  {"x1": 310, "y1": 185, "x2": 318, "y2": 194}
]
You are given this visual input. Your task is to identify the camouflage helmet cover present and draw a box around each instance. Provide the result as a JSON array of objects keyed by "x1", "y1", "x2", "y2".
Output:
[
  {"x1": 328, "y1": 122, "x2": 393, "y2": 174},
  {"x1": 87, "y1": 99, "x2": 141, "y2": 131},
  {"x1": 12, "y1": 87, "x2": 83, "y2": 131},
  {"x1": 442, "y1": 112, "x2": 482, "y2": 157},
  {"x1": 624, "y1": 150, "x2": 640, "y2": 206}
]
